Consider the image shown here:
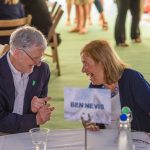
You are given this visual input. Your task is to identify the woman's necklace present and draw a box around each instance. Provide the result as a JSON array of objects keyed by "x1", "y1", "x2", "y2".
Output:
[
  {"x1": 111, "y1": 85, "x2": 119, "y2": 98},
  {"x1": 101, "y1": 84, "x2": 119, "y2": 98}
]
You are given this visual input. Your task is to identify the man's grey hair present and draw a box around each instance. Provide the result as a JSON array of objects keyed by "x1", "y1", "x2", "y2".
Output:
[{"x1": 9, "y1": 25, "x2": 47, "y2": 52}]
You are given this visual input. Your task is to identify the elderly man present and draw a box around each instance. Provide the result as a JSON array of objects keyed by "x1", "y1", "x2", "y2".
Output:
[{"x1": 0, "y1": 26, "x2": 54, "y2": 134}]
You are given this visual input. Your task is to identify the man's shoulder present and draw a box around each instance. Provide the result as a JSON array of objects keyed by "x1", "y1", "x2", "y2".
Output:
[
  {"x1": 34, "y1": 62, "x2": 50, "y2": 73},
  {"x1": 40, "y1": 62, "x2": 49, "y2": 68},
  {"x1": 0, "y1": 53, "x2": 7, "y2": 67}
]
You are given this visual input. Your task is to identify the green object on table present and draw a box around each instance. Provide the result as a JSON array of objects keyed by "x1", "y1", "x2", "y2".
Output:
[{"x1": 121, "y1": 106, "x2": 131, "y2": 114}]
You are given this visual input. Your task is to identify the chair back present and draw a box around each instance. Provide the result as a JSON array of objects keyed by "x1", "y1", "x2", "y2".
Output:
[
  {"x1": 45, "y1": 6, "x2": 63, "y2": 76},
  {"x1": 50, "y1": 1, "x2": 58, "y2": 15},
  {"x1": 51, "y1": 4, "x2": 62, "y2": 21},
  {"x1": 0, "y1": 14, "x2": 32, "y2": 36},
  {"x1": 0, "y1": 44, "x2": 9, "y2": 56},
  {"x1": 48, "y1": 7, "x2": 63, "y2": 43}
]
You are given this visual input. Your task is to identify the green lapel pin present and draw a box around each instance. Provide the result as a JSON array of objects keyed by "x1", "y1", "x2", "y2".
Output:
[{"x1": 32, "y1": 80, "x2": 36, "y2": 86}]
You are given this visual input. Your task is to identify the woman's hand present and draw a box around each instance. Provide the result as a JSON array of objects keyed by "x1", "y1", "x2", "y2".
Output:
[
  {"x1": 85, "y1": 122, "x2": 100, "y2": 131},
  {"x1": 81, "y1": 114, "x2": 100, "y2": 131}
]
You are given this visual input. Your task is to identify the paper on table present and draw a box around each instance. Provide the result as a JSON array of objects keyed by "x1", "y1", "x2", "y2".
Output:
[
  {"x1": 87, "y1": 129, "x2": 118, "y2": 150},
  {"x1": 0, "y1": 135, "x2": 5, "y2": 149},
  {"x1": 132, "y1": 132, "x2": 150, "y2": 150}
]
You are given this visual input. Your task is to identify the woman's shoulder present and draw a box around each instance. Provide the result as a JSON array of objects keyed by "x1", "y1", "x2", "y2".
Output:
[
  {"x1": 123, "y1": 68, "x2": 142, "y2": 77},
  {"x1": 121, "y1": 68, "x2": 145, "y2": 82}
]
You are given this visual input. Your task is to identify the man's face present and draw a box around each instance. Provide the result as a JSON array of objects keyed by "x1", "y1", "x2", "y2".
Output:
[{"x1": 14, "y1": 46, "x2": 44, "y2": 73}]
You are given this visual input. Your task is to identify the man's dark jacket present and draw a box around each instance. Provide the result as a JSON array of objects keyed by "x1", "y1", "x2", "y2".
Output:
[{"x1": 0, "y1": 52, "x2": 50, "y2": 133}]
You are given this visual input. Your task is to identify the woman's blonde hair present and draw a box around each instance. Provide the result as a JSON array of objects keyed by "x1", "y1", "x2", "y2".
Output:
[
  {"x1": 80, "y1": 40, "x2": 129, "y2": 84},
  {"x1": 4, "y1": 0, "x2": 19, "y2": 4}
]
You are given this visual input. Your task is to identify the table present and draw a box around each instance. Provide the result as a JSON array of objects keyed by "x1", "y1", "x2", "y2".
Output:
[{"x1": 0, "y1": 129, "x2": 150, "y2": 150}]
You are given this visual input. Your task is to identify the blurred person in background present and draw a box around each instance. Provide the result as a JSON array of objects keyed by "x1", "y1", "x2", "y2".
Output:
[
  {"x1": 144, "y1": 0, "x2": 150, "y2": 13},
  {"x1": 0, "y1": 0, "x2": 25, "y2": 44},
  {"x1": 88, "y1": 0, "x2": 108, "y2": 30},
  {"x1": 20, "y1": 0, "x2": 52, "y2": 38},
  {"x1": 114, "y1": 0, "x2": 141, "y2": 47},
  {"x1": 20, "y1": 0, "x2": 61, "y2": 46},
  {"x1": 65, "y1": 0, "x2": 74, "y2": 26},
  {"x1": 70, "y1": 0, "x2": 90, "y2": 34}
]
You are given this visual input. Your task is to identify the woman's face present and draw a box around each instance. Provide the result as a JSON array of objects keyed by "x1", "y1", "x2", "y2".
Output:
[{"x1": 81, "y1": 52, "x2": 105, "y2": 85}]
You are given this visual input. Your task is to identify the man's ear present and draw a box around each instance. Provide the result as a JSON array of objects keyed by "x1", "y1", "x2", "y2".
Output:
[{"x1": 13, "y1": 49, "x2": 21, "y2": 57}]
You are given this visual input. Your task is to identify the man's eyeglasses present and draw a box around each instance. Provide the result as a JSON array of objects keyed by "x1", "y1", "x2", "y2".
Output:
[{"x1": 19, "y1": 49, "x2": 44, "y2": 65}]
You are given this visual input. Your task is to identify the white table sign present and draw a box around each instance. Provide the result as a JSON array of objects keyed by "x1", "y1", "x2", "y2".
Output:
[{"x1": 64, "y1": 87, "x2": 111, "y2": 124}]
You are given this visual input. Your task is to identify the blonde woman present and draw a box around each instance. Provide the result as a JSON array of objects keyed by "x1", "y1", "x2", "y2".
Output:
[
  {"x1": 0, "y1": 0, "x2": 25, "y2": 44},
  {"x1": 80, "y1": 40, "x2": 150, "y2": 132}
]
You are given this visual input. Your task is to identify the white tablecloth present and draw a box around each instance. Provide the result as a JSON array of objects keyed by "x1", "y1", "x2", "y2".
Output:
[{"x1": 0, "y1": 129, "x2": 150, "y2": 150}]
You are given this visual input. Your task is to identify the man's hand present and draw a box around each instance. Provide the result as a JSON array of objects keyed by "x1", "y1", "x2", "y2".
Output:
[
  {"x1": 31, "y1": 96, "x2": 51, "y2": 113},
  {"x1": 36, "y1": 105, "x2": 55, "y2": 125}
]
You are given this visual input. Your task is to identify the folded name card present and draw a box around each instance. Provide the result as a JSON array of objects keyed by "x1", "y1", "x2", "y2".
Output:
[{"x1": 64, "y1": 87, "x2": 111, "y2": 124}]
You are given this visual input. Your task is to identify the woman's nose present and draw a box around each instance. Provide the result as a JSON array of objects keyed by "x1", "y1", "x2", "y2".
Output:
[{"x1": 81, "y1": 66, "x2": 85, "y2": 73}]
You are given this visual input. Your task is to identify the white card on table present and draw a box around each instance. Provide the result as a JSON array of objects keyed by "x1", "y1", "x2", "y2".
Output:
[{"x1": 64, "y1": 87, "x2": 111, "y2": 124}]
